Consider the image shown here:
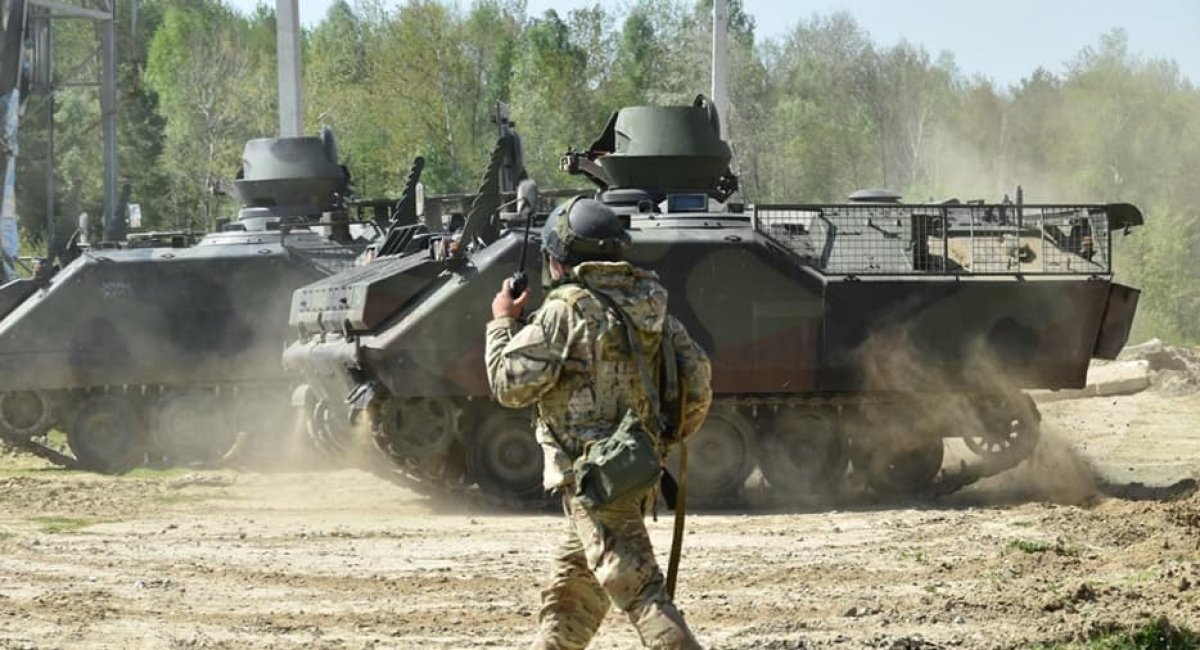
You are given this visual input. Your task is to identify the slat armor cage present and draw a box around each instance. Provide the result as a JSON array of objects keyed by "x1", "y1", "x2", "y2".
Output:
[{"x1": 753, "y1": 203, "x2": 1113, "y2": 276}]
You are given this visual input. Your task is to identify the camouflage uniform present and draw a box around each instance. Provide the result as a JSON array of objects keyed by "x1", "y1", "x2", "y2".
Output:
[{"x1": 486, "y1": 260, "x2": 712, "y2": 650}]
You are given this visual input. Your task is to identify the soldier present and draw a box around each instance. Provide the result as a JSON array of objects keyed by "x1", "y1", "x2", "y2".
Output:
[{"x1": 485, "y1": 197, "x2": 713, "y2": 650}]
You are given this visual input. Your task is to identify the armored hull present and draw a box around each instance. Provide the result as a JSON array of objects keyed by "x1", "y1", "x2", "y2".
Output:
[
  {"x1": 0, "y1": 134, "x2": 376, "y2": 471},
  {"x1": 0, "y1": 230, "x2": 364, "y2": 471},
  {"x1": 285, "y1": 201, "x2": 1141, "y2": 507}
]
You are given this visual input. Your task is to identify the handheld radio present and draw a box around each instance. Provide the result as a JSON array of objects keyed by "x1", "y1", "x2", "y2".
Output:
[{"x1": 509, "y1": 179, "x2": 538, "y2": 298}]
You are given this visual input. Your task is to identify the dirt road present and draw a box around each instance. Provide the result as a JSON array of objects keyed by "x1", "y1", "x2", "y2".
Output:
[{"x1": 1, "y1": 390, "x2": 1198, "y2": 649}]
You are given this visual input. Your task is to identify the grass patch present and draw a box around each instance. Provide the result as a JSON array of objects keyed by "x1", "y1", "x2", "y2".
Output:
[
  {"x1": 1009, "y1": 538, "x2": 1054, "y2": 553},
  {"x1": 30, "y1": 516, "x2": 99, "y2": 534},
  {"x1": 45, "y1": 429, "x2": 68, "y2": 448},
  {"x1": 0, "y1": 531, "x2": 15, "y2": 542},
  {"x1": 1114, "y1": 618, "x2": 1200, "y2": 650},
  {"x1": 1115, "y1": 568, "x2": 1159, "y2": 586},
  {"x1": 900, "y1": 550, "x2": 928, "y2": 564},
  {"x1": 1039, "y1": 617, "x2": 1200, "y2": 649},
  {"x1": 1006, "y1": 538, "x2": 1081, "y2": 557}
]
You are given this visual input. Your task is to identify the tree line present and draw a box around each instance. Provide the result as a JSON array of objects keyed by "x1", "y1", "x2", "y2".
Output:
[{"x1": 14, "y1": 0, "x2": 1200, "y2": 343}]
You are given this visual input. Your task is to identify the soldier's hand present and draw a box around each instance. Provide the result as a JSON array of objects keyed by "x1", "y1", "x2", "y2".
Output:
[{"x1": 492, "y1": 278, "x2": 529, "y2": 320}]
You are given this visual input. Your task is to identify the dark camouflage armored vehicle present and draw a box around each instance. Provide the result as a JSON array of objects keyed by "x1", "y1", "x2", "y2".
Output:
[
  {"x1": 0, "y1": 133, "x2": 381, "y2": 472},
  {"x1": 284, "y1": 96, "x2": 1142, "y2": 508}
]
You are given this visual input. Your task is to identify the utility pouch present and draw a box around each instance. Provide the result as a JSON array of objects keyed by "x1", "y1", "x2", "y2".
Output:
[{"x1": 574, "y1": 409, "x2": 663, "y2": 509}]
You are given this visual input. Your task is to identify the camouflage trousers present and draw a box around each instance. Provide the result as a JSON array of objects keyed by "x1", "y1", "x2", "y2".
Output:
[{"x1": 527, "y1": 491, "x2": 702, "y2": 650}]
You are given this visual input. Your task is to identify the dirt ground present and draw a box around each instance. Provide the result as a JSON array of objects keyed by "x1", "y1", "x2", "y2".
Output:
[{"x1": 1, "y1": 390, "x2": 1199, "y2": 650}]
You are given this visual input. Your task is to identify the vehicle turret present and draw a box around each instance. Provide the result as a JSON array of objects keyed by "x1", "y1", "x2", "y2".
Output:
[
  {"x1": 226, "y1": 130, "x2": 350, "y2": 233},
  {"x1": 562, "y1": 96, "x2": 738, "y2": 205}
]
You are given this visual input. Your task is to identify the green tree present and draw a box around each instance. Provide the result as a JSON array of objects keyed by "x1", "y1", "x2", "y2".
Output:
[
  {"x1": 145, "y1": 0, "x2": 273, "y2": 230},
  {"x1": 758, "y1": 12, "x2": 878, "y2": 200},
  {"x1": 1051, "y1": 31, "x2": 1200, "y2": 342},
  {"x1": 607, "y1": 8, "x2": 659, "y2": 107},
  {"x1": 509, "y1": 10, "x2": 593, "y2": 185}
]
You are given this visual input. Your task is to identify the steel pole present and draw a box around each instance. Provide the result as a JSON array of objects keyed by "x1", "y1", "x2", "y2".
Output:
[
  {"x1": 99, "y1": 0, "x2": 120, "y2": 242},
  {"x1": 45, "y1": 78, "x2": 53, "y2": 255},
  {"x1": 275, "y1": 0, "x2": 302, "y2": 137},
  {"x1": 39, "y1": 12, "x2": 54, "y2": 256},
  {"x1": 710, "y1": 0, "x2": 729, "y2": 138}
]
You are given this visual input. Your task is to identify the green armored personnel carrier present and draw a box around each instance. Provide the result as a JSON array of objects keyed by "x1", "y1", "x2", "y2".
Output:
[
  {"x1": 284, "y1": 96, "x2": 1142, "y2": 508},
  {"x1": 0, "y1": 133, "x2": 382, "y2": 471}
]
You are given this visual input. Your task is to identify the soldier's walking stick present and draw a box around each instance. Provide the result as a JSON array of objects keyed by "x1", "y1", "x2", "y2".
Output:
[
  {"x1": 666, "y1": 440, "x2": 687, "y2": 599},
  {"x1": 665, "y1": 383, "x2": 688, "y2": 600}
]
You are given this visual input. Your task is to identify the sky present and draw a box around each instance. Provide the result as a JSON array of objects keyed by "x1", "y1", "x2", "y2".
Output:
[{"x1": 231, "y1": 0, "x2": 1200, "y2": 88}]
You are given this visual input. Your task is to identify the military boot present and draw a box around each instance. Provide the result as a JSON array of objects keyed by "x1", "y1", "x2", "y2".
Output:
[{"x1": 629, "y1": 600, "x2": 703, "y2": 649}]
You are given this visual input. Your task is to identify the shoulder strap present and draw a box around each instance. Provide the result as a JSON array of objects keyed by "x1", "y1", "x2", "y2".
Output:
[
  {"x1": 534, "y1": 282, "x2": 589, "y2": 459},
  {"x1": 659, "y1": 323, "x2": 681, "y2": 437},
  {"x1": 544, "y1": 282, "x2": 589, "y2": 307}
]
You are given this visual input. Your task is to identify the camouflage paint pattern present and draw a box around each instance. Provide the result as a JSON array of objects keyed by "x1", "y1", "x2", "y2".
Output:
[{"x1": 0, "y1": 234, "x2": 356, "y2": 392}]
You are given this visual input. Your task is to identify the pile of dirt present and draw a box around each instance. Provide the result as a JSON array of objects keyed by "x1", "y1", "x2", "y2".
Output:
[{"x1": 1119, "y1": 339, "x2": 1200, "y2": 393}]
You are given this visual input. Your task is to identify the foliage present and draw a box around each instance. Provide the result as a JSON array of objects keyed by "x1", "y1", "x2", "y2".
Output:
[
  {"x1": 10, "y1": 2, "x2": 1200, "y2": 342},
  {"x1": 1005, "y1": 538, "x2": 1080, "y2": 557},
  {"x1": 145, "y1": 0, "x2": 276, "y2": 231},
  {"x1": 1039, "y1": 617, "x2": 1200, "y2": 649}
]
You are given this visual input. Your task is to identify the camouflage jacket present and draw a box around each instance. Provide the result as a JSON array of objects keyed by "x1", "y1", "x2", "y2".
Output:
[{"x1": 485, "y1": 261, "x2": 713, "y2": 491}]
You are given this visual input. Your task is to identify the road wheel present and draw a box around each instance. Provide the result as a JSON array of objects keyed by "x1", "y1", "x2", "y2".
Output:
[
  {"x1": 759, "y1": 407, "x2": 847, "y2": 501},
  {"x1": 964, "y1": 393, "x2": 1041, "y2": 472},
  {"x1": 857, "y1": 437, "x2": 945, "y2": 495},
  {"x1": 150, "y1": 391, "x2": 234, "y2": 465},
  {"x1": 68, "y1": 394, "x2": 146, "y2": 474},
  {"x1": 0, "y1": 390, "x2": 58, "y2": 440},
  {"x1": 667, "y1": 406, "x2": 756, "y2": 506},
  {"x1": 375, "y1": 397, "x2": 459, "y2": 469},
  {"x1": 467, "y1": 409, "x2": 544, "y2": 505},
  {"x1": 306, "y1": 399, "x2": 353, "y2": 460}
]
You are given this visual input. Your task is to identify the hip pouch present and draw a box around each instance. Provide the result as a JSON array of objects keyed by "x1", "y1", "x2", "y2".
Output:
[{"x1": 574, "y1": 410, "x2": 662, "y2": 509}]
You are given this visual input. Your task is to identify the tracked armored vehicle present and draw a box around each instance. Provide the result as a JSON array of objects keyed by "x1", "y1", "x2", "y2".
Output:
[
  {"x1": 0, "y1": 133, "x2": 383, "y2": 471},
  {"x1": 284, "y1": 96, "x2": 1143, "y2": 508}
]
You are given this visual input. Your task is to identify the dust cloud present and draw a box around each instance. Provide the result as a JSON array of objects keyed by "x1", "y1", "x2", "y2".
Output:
[
  {"x1": 993, "y1": 427, "x2": 1099, "y2": 504},
  {"x1": 851, "y1": 326, "x2": 1102, "y2": 506}
]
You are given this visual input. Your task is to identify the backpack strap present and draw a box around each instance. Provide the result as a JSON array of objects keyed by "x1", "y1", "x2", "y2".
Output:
[
  {"x1": 658, "y1": 326, "x2": 682, "y2": 443},
  {"x1": 531, "y1": 282, "x2": 590, "y2": 460},
  {"x1": 543, "y1": 281, "x2": 590, "y2": 306}
]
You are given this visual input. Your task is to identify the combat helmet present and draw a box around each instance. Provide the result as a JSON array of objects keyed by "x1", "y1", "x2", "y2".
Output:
[{"x1": 541, "y1": 196, "x2": 631, "y2": 266}]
